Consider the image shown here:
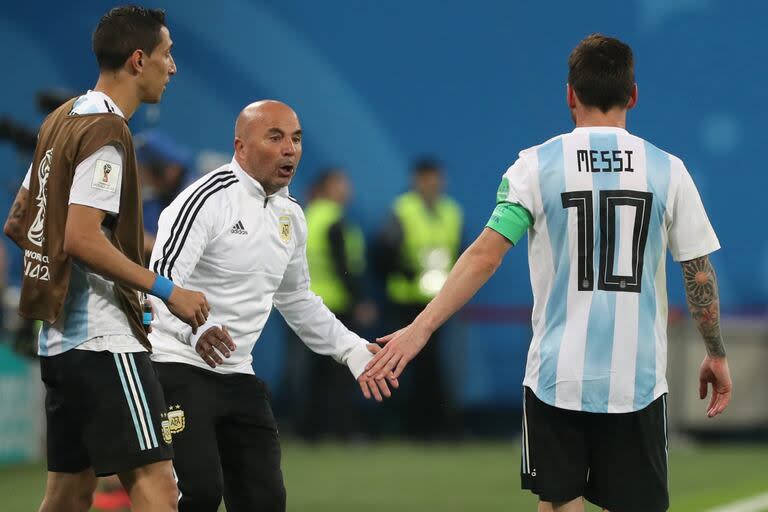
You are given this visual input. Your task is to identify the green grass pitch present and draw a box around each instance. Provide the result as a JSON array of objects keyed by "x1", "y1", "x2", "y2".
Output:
[{"x1": 1, "y1": 441, "x2": 766, "y2": 511}]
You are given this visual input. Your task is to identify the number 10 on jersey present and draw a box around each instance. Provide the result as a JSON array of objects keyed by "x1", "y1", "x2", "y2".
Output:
[{"x1": 561, "y1": 189, "x2": 653, "y2": 293}]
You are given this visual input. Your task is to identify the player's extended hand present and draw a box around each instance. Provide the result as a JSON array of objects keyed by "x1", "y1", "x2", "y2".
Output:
[
  {"x1": 357, "y1": 343, "x2": 399, "y2": 402},
  {"x1": 167, "y1": 286, "x2": 209, "y2": 334},
  {"x1": 196, "y1": 325, "x2": 236, "y2": 369},
  {"x1": 364, "y1": 323, "x2": 431, "y2": 381},
  {"x1": 699, "y1": 355, "x2": 732, "y2": 418}
]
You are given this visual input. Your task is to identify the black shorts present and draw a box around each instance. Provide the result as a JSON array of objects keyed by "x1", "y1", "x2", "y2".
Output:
[
  {"x1": 40, "y1": 349, "x2": 173, "y2": 476},
  {"x1": 521, "y1": 386, "x2": 669, "y2": 512},
  {"x1": 155, "y1": 362, "x2": 285, "y2": 512}
]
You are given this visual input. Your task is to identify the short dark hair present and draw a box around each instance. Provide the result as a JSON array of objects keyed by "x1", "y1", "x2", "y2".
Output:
[
  {"x1": 93, "y1": 6, "x2": 167, "y2": 71},
  {"x1": 412, "y1": 157, "x2": 442, "y2": 175},
  {"x1": 568, "y1": 34, "x2": 634, "y2": 113}
]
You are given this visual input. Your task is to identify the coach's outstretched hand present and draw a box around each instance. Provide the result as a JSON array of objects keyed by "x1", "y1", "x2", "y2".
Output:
[
  {"x1": 365, "y1": 323, "x2": 431, "y2": 382},
  {"x1": 357, "y1": 343, "x2": 399, "y2": 402},
  {"x1": 196, "y1": 326, "x2": 237, "y2": 369},
  {"x1": 698, "y1": 355, "x2": 732, "y2": 418},
  {"x1": 168, "y1": 286, "x2": 210, "y2": 334}
]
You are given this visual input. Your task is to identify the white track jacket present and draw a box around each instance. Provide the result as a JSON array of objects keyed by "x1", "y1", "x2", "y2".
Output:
[{"x1": 148, "y1": 158, "x2": 373, "y2": 378}]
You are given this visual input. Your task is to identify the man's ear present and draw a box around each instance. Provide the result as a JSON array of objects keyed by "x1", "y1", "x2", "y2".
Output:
[
  {"x1": 566, "y1": 83, "x2": 577, "y2": 109},
  {"x1": 128, "y1": 49, "x2": 144, "y2": 74},
  {"x1": 627, "y1": 83, "x2": 638, "y2": 110}
]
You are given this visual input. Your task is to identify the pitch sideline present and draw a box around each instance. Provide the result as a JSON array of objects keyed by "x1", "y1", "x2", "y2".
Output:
[{"x1": 706, "y1": 492, "x2": 768, "y2": 512}]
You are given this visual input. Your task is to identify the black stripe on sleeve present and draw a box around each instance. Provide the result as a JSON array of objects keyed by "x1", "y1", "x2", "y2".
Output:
[
  {"x1": 153, "y1": 171, "x2": 236, "y2": 277},
  {"x1": 163, "y1": 178, "x2": 239, "y2": 277}
]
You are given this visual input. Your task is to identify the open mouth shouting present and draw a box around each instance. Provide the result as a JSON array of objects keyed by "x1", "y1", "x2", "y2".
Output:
[{"x1": 278, "y1": 164, "x2": 295, "y2": 178}]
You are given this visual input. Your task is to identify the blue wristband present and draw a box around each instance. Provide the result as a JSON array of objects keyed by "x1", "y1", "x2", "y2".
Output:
[{"x1": 150, "y1": 275, "x2": 174, "y2": 302}]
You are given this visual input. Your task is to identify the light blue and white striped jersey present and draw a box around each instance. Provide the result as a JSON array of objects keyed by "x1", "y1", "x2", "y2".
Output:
[
  {"x1": 501, "y1": 126, "x2": 719, "y2": 413},
  {"x1": 23, "y1": 91, "x2": 144, "y2": 357}
]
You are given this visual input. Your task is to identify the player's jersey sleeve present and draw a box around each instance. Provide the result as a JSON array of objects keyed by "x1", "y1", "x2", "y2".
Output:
[
  {"x1": 486, "y1": 158, "x2": 534, "y2": 245},
  {"x1": 68, "y1": 145, "x2": 124, "y2": 215},
  {"x1": 22, "y1": 164, "x2": 32, "y2": 189},
  {"x1": 667, "y1": 163, "x2": 720, "y2": 261}
]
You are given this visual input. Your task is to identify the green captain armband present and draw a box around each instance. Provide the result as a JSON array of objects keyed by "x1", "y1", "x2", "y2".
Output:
[{"x1": 486, "y1": 202, "x2": 533, "y2": 245}]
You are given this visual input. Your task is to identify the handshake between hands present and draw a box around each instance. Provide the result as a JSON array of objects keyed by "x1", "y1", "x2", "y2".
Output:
[{"x1": 194, "y1": 322, "x2": 431, "y2": 403}]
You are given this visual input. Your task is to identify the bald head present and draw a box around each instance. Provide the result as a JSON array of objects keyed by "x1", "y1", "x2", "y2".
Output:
[
  {"x1": 233, "y1": 100, "x2": 303, "y2": 195},
  {"x1": 235, "y1": 100, "x2": 297, "y2": 139}
]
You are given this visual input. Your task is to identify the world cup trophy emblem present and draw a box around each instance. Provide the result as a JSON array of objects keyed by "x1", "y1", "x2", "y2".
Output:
[{"x1": 27, "y1": 149, "x2": 52, "y2": 247}]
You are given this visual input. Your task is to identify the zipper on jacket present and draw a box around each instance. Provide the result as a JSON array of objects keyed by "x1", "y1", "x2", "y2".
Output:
[{"x1": 263, "y1": 197, "x2": 269, "y2": 208}]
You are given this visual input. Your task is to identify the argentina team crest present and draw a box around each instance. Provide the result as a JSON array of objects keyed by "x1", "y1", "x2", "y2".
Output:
[
  {"x1": 160, "y1": 412, "x2": 172, "y2": 445},
  {"x1": 168, "y1": 404, "x2": 186, "y2": 435},
  {"x1": 279, "y1": 215, "x2": 291, "y2": 243}
]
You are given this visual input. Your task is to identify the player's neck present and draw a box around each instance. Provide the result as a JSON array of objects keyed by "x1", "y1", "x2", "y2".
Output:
[
  {"x1": 93, "y1": 73, "x2": 141, "y2": 120},
  {"x1": 573, "y1": 107, "x2": 628, "y2": 130}
]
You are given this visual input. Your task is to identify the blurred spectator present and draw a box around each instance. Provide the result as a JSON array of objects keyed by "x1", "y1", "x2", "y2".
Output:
[
  {"x1": 134, "y1": 129, "x2": 192, "y2": 257},
  {"x1": 374, "y1": 158, "x2": 463, "y2": 439},
  {"x1": 286, "y1": 168, "x2": 377, "y2": 440}
]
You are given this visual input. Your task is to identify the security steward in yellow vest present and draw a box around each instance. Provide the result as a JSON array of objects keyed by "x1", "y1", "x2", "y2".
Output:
[
  {"x1": 293, "y1": 169, "x2": 376, "y2": 439},
  {"x1": 374, "y1": 158, "x2": 462, "y2": 438}
]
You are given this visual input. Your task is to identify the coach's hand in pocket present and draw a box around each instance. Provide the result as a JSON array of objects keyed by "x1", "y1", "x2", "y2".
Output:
[
  {"x1": 196, "y1": 326, "x2": 236, "y2": 368},
  {"x1": 358, "y1": 343, "x2": 399, "y2": 402}
]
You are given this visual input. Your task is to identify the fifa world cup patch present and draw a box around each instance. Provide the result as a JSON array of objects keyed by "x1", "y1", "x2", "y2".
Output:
[
  {"x1": 168, "y1": 404, "x2": 186, "y2": 434},
  {"x1": 91, "y1": 159, "x2": 121, "y2": 193}
]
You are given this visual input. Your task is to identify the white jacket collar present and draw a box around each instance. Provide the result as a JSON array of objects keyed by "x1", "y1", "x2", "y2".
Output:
[{"x1": 229, "y1": 157, "x2": 290, "y2": 200}]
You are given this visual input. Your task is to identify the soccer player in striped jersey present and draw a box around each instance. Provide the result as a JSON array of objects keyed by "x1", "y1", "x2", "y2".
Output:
[
  {"x1": 366, "y1": 33, "x2": 732, "y2": 512},
  {"x1": 4, "y1": 7, "x2": 209, "y2": 512}
]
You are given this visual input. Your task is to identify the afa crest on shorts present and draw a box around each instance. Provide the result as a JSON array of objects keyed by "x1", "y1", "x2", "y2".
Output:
[
  {"x1": 279, "y1": 215, "x2": 291, "y2": 243},
  {"x1": 168, "y1": 404, "x2": 186, "y2": 435},
  {"x1": 160, "y1": 413, "x2": 172, "y2": 445}
]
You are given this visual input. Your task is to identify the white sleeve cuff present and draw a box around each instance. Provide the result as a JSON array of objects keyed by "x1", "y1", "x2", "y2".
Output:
[
  {"x1": 345, "y1": 342, "x2": 374, "y2": 379},
  {"x1": 190, "y1": 321, "x2": 222, "y2": 350}
]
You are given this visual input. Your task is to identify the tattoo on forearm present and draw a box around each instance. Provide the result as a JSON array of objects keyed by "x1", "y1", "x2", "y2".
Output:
[
  {"x1": 10, "y1": 200, "x2": 26, "y2": 220},
  {"x1": 681, "y1": 256, "x2": 725, "y2": 357},
  {"x1": 4, "y1": 193, "x2": 28, "y2": 243}
]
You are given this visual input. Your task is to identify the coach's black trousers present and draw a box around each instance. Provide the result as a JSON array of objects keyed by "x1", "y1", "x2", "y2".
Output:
[{"x1": 155, "y1": 362, "x2": 286, "y2": 512}]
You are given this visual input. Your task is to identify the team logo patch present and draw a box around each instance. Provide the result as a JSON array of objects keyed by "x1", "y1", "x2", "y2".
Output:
[
  {"x1": 279, "y1": 216, "x2": 291, "y2": 243},
  {"x1": 27, "y1": 148, "x2": 53, "y2": 247},
  {"x1": 168, "y1": 404, "x2": 186, "y2": 434},
  {"x1": 161, "y1": 415, "x2": 172, "y2": 445},
  {"x1": 91, "y1": 159, "x2": 121, "y2": 193},
  {"x1": 230, "y1": 220, "x2": 248, "y2": 235}
]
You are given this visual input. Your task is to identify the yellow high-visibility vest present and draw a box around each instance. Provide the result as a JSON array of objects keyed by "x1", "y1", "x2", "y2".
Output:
[
  {"x1": 306, "y1": 199, "x2": 365, "y2": 313},
  {"x1": 386, "y1": 192, "x2": 462, "y2": 305}
]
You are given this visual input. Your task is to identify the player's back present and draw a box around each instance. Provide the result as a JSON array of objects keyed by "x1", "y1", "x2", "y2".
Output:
[{"x1": 501, "y1": 126, "x2": 718, "y2": 413}]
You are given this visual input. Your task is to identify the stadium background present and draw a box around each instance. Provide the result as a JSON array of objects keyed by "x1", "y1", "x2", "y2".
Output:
[{"x1": 0, "y1": 1, "x2": 766, "y2": 510}]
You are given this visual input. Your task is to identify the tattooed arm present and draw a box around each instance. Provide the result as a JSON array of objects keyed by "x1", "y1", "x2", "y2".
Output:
[
  {"x1": 3, "y1": 186, "x2": 30, "y2": 248},
  {"x1": 681, "y1": 255, "x2": 725, "y2": 357},
  {"x1": 681, "y1": 255, "x2": 732, "y2": 417}
]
